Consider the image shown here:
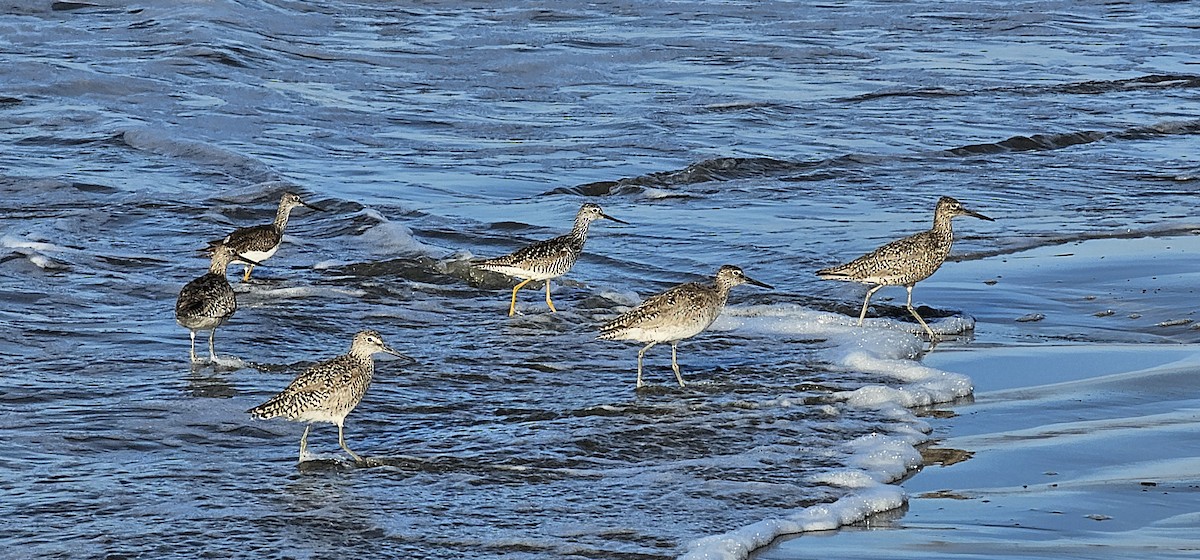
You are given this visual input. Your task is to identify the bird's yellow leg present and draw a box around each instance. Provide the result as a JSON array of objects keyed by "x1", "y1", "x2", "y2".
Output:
[
  {"x1": 242, "y1": 264, "x2": 254, "y2": 282},
  {"x1": 508, "y1": 279, "x2": 532, "y2": 316},
  {"x1": 545, "y1": 280, "x2": 557, "y2": 313}
]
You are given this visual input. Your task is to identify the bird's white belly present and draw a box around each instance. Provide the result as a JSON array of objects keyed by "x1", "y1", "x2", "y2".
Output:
[
  {"x1": 177, "y1": 315, "x2": 226, "y2": 331},
  {"x1": 238, "y1": 245, "x2": 279, "y2": 264},
  {"x1": 294, "y1": 408, "x2": 346, "y2": 425},
  {"x1": 481, "y1": 264, "x2": 558, "y2": 281},
  {"x1": 619, "y1": 320, "x2": 710, "y2": 344}
]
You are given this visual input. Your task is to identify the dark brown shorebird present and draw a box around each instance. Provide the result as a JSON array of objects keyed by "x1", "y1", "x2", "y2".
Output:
[
  {"x1": 205, "y1": 192, "x2": 322, "y2": 282},
  {"x1": 599, "y1": 265, "x2": 772, "y2": 388},
  {"x1": 175, "y1": 245, "x2": 258, "y2": 363},
  {"x1": 475, "y1": 203, "x2": 626, "y2": 316},
  {"x1": 247, "y1": 330, "x2": 402, "y2": 463},
  {"x1": 816, "y1": 196, "x2": 993, "y2": 340}
]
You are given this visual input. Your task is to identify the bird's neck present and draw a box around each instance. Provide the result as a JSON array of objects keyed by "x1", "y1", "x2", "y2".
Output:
[
  {"x1": 931, "y1": 212, "x2": 955, "y2": 237},
  {"x1": 347, "y1": 348, "x2": 376, "y2": 362},
  {"x1": 209, "y1": 255, "x2": 234, "y2": 275},
  {"x1": 274, "y1": 205, "x2": 293, "y2": 230},
  {"x1": 569, "y1": 217, "x2": 593, "y2": 243},
  {"x1": 712, "y1": 279, "x2": 734, "y2": 303}
]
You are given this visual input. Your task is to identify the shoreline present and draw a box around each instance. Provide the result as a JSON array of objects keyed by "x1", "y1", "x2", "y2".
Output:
[{"x1": 755, "y1": 234, "x2": 1200, "y2": 559}]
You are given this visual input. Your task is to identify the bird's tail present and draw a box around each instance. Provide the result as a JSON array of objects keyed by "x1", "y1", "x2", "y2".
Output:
[
  {"x1": 247, "y1": 396, "x2": 287, "y2": 420},
  {"x1": 815, "y1": 264, "x2": 854, "y2": 279},
  {"x1": 198, "y1": 239, "x2": 223, "y2": 255}
]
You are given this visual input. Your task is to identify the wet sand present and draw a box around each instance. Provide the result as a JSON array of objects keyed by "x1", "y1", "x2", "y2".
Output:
[{"x1": 756, "y1": 233, "x2": 1200, "y2": 559}]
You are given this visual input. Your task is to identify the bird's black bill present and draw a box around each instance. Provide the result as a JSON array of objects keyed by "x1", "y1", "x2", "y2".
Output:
[
  {"x1": 747, "y1": 277, "x2": 773, "y2": 289},
  {"x1": 965, "y1": 209, "x2": 994, "y2": 221},
  {"x1": 381, "y1": 345, "x2": 418, "y2": 364},
  {"x1": 302, "y1": 201, "x2": 326, "y2": 212},
  {"x1": 234, "y1": 253, "x2": 263, "y2": 266},
  {"x1": 601, "y1": 212, "x2": 629, "y2": 225}
]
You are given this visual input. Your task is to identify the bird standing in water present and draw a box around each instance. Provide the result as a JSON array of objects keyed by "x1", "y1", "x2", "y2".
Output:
[
  {"x1": 206, "y1": 192, "x2": 322, "y2": 282},
  {"x1": 247, "y1": 330, "x2": 404, "y2": 463},
  {"x1": 816, "y1": 196, "x2": 993, "y2": 340},
  {"x1": 175, "y1": 245, "x2": 257, "y2": 363},
  {"x1": 599, "y1": 265, "x2": 772, "y2": 388},
  {"x1": 475, "y1": 203, "x2": 627, "y2": 316}
]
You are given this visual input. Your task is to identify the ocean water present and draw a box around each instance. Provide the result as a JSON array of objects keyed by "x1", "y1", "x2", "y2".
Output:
[{"x1": 2, "y1": 1, "x2": 1199, "y2": 559}]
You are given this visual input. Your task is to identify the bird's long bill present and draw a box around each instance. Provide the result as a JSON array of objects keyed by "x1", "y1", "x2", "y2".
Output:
[
  {"x1": 302, "y1": 201, "x2": 326, "y2": 212},
  {"x1": 964, "y1": 208, "x2": 994, "y2": 221},
  {"x1": 234, "y1": 253, "x2": 263, "y2": 266},
  {"x1": 600, "y1": 212, "x2": 629, "y2": 225},
  {"x1": 379, "y1": 343, "x2": 408, "y2": 360},
  {"x1": 746, "y1": 276, "x2": 773, "y2": 289}
]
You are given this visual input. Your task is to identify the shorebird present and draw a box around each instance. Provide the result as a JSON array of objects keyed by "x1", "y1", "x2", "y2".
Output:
[
  {"x1": 816, "y1": 196, "x2": 993, "y2": 339},
  {"x1": 175, "y1": 245, "x2": 258, "y2": 363},
  {"x1": 206, "y1": 192, "x2": 322, "y2": 282},
  {"x1": 247, "y1": 330, "x2": 403, "y2": 463},
  {"x1": 599, "y1": 265, "x2": 772, "y2": 388},
  {"x1": 475, "y1": 203, "x2": 627, "y2": 316}
]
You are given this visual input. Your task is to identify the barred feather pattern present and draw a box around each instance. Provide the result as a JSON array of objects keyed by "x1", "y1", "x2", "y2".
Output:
[
  {"x1": 247, "y1": 353, "x2": 375, "y2": 425},
  {"x1": 816, "y1": 196, "x2": 991, "y2": 287},
  {"x1": 599, "y1": 265, "x2": 767, "y2": 344}
]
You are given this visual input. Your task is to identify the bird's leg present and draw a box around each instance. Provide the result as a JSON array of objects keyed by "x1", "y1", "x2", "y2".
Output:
[
  {"x1": 298, "y1": 424, "x2": 311, "y2": 462},
  {"x1": 544, "y1": 280, "x2": 557, "y2": 313},
  {"x1": 207, "y1": 329, "x2": 218, "y2": 363},
  {"x1": 242, "y1": 264, "x2": 254, "y2": 282},
  {"x1": 905, "y1": 285, "x2": 937, "y2": 341},
  {"x1": 670, "y1": 343, "x2": 686, "y2": 387},
  {"x1": 337, "y1": 422, "x2": 363, "y2": 463},
  {"x1": 508, "y1": 279, "x2": 532, "y2": 316},
  {"x1": 858, "y1": 285, "x2": 883, "y2": 326},
  {"x1": 188, "y1": 331, "x2": 198, "y2": 363},
  {"x1": 636, "y1": 342, "x2": 657, "y2": 389}
]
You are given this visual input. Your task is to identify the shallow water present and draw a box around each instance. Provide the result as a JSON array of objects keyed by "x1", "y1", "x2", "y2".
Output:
[{"x1": 3, "y1": 1, "x2": 1200, "y2": 558}]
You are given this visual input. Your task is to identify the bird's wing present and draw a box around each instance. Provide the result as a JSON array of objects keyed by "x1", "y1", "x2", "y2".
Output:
[
  {"x1": 282, "y1": 355, "x2": 354, "y2": 395},
  {"x1": 602, "y1": 282, "x2": 710, "y2": 333},
  {"x1": 220, "y1": 224, "x2": 281, "y2": 253},
  {"x1": 480, "y1": 234, "x2": 576, "y2": 268}
]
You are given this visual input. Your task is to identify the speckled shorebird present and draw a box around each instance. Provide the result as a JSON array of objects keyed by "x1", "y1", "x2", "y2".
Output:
[
  {"x1": 816, "y1": 196, "x2": 993, "y2": 339},
  {"x1": 206, "y1": 192, "x2": 322, "y2": 282},
  {"x1": 475, "y1": 203, "x2": 627, "y2": 316},
  {"x1": 599, "y1": 265, "x2": 772, "y2": 388},
  {"x1": 247, "y1": 330, "x2": 402, "y2": 463},
  {"x1": 175, "y1": 245, "x2": 258, "y2": 363}
]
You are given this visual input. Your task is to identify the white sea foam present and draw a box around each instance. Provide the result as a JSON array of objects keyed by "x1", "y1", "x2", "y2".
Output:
[
  {"x1": 209, "y1": 355, "x2": 248, "y2": 370},
  {"x1": 356, "y1": 208, "x2": 445, "y2": 257},
  {"x1": 680, "y1": 486, "x2": 906, "y2": 560},
  {"x1": 681, "y1": 303, "x2": 974, "y2": 560},
  {"x1": 1, "y1": 234, "x2": 72, "y2": 269}
]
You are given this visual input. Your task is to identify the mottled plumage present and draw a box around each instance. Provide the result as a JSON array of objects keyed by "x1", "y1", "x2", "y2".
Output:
[
  {"x1": 206, "y1": 192, "x2": 321, "y2": 281},
  {"x1": 476, "y1": 203, "x2": 627, "y2": 316},
  {"x1": 247, "y1": 330, "x2": 402, "y2": 463},
  {"x1": 817, "y1": 196, "x2": 994, "y2": 339},
  {"x1": 175, "y1": 245, "x2": 255, "y2": 363},
  {"x1": 599, "y1": 265, "x2": 772, "y2": 388}
]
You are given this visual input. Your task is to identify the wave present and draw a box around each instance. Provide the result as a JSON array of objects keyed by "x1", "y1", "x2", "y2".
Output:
[
  {"x1": 548, "y1": 118, "x2": 1200, "y2": 196},
  {"x1": 121, "y1": 127, "x2": 277, "y2": 183},
  {"x1": 954, "y1": 222, "x2": 1200, "y2": 263},
  {"x1": 841, "y1": 73, "x2": 1200, "y2": 103}
]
